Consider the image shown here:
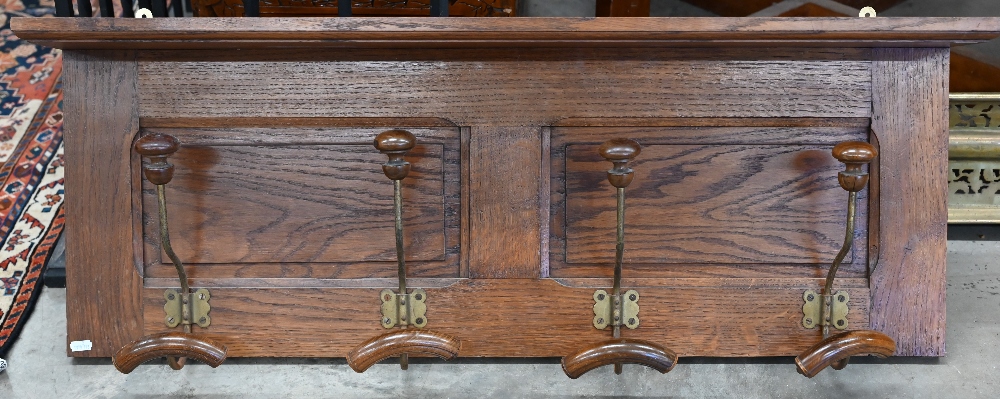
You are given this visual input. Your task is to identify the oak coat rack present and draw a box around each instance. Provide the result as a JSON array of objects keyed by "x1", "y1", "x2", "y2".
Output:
[{"x1": 11, "y1": 17, "x2": 1000, "y2": 368}]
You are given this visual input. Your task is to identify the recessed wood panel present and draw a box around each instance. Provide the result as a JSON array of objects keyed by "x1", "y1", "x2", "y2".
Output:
[
  {"x1": 139, "y1": 126, "x2": 462, "y2": 279},
  {"x1": 550, "y1": 126, "x2": 868, "y2": 278}
]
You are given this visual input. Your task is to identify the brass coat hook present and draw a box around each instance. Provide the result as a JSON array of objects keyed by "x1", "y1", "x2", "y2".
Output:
[
  {"x1": 346, "y1": 130, "x2": 460, "y2": 373},
  {"x1": 561, "y1": 139, "x2": 677, "y2": 379},
  {"x1": 795, "y1": 140, "x2": 895, "y2": 378},
  {"x1": 112, "y1": 133, "x2": 227, "y2": 374}
]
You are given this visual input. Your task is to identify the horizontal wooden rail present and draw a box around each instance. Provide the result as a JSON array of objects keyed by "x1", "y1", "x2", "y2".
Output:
[{"x1": 11, "y1": 17, "x2": 1000, "y2": 50}]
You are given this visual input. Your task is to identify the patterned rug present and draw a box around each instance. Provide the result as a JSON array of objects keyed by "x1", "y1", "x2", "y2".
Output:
[{"x1": 0, "y1": 0, "x2": 67, "y2": 363}]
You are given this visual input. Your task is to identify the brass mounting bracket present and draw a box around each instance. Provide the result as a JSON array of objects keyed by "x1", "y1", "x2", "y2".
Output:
[
  {"x1": 801, "y1": 290, "x2": 849, "y2": 330},
  {"x1": 164, "y1": 288, "x2": 212, "y2": 328},
  {"x1": 380, "y1": 288, "x2": 428, "y2": 329},
  {"x1": 592, "y1": 289, "x2": 640, "y2": 330}
]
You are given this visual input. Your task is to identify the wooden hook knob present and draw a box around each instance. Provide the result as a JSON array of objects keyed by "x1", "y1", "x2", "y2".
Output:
[
  {"x1": 598, "y1": 139, "x2": 641, "y2": 188},
  {"x1": 134, "y1": 133, "x2": 180, "y2": 185},
  {"x1": 832, "y1": 141, "x2": 877, "y2": 192},
  {"x1": 794, "y1": 330, "x2": 895, "y2": 378},
  {"x1": 561, "y1": 338, "x2": 677, "y2": 379},
  {"x1": 346, "y1": 329, "x2": 460, "y2": 373},
  {"x1": 374, "y1": 129, "x2": 417, "y2": 181},
  {"x1": 112, "y1": 331, "x2": 228, "y2": 374}
]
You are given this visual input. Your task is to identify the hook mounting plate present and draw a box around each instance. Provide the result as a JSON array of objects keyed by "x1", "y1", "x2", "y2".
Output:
[
  {"x1": 164, "y1": 288, "x2": 212, "y2": 328},
  {"x1": 380, "y1": 288, "x2": 428, "y2": 329},
  {"x1": 593, "y1": 289, "x2": 640, "y2": 330},
  {"x1": 802, "y1": 290, "x2": 849, "y2": 330}
]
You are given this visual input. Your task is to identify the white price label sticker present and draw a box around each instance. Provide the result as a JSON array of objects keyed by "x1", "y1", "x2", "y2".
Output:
[{"x1": 70, "y1": 340, "x2": 93, "y2": 352}]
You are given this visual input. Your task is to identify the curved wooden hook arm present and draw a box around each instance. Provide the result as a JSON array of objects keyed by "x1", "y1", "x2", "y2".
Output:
[
  {"x1": 795, "y1": 330, "x2": 895, "y2": 378},
  {"x1": 561, "y1": 338, "x2": 677, "y2": 379},
  {"x1": 346, "y1": 330, "x2": 461, "y2": 373},
  {"x1": 112, "y1": 332, "x2": 228, "y2": 374}
]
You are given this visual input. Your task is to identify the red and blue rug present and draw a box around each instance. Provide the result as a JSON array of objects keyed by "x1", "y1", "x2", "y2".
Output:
[{"x1": 0, "y1": 1, "x2": 66, "y2": 362}]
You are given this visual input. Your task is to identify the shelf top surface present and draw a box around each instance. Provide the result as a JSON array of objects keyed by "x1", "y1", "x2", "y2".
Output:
[{"x1": 12, "y1": 17, "x2": 1000, "y2": 50}]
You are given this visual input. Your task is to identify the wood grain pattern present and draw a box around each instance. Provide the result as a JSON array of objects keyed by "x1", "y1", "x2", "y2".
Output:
[
  {"x1": 62, "y1": 51, "x2": 144, "y2": 357},
  {"x1": 142, "y1": 278, "x2": 870, "y2": 357},
  {"x1": 13, "y1": 18, "x2": 1000, "y2": 50},
  {"x1": 140, "y1": 117, "x2": 458, "y2": 129},
  {"x1": 552, "y1": 126, "x2": 870, "y2": 144},
  {"x1": 28, "y1": 19, "x2": 989, "y2": 360},
  {"x1": 550, "y1": 126, "x2": 868, "y2": 279},
  {"x1": 346, "y1": 329, "x2": 460, "y2": 372},
  {"x1": 141, "y1": 276, "x2": 870, "y2": 289},
  {"x1": 136, "y1": 47, "x2": 875, "y2": 63},
  {"x1": 561, "y1": 338, "x2": 676, "y2": 379},
  {"x1": 137, "y1": 129, "x2": 459, "y2": 278},
  {"x1": 135, "y1": 54, "x2": 872, "y2": 125},
  {"x1": 867, "y1": 131, "x2": 881, "y2": 281},
  {"x1": 869, "y1": 48, "x2": 950, "y2": 357},
  {"x1": 469, "y1": 127, "x2": 541, "y2": 278},
  {"x1": 564, "y1": 145, "x2": 865, "y2": 264},
  {"x1": 554, "y1": 117, "x2": 872, "y2": 128},
  {"x1": 137, "y1": 127, "x2": 462, "y2": 279},
  {"x1": 146, "y1": 145, "x2": 450, "y2": 267},
  {"x1": 794, "y1": 329, "x2": 895, "y2": 378},
  {"x1": 112, "y1": 331, "x2": 228, "y2": 374}
]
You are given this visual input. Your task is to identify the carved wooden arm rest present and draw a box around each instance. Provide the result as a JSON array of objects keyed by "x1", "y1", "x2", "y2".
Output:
[
  {"x1": 795, "y1": 330, "x2": 895, "y2": 378},
  {"x1": 561, "y1": 338, "x2": 677, "y2": 379},
  {"x1": 112, "y1": 332, "x2": 228, "y2": 374},
  {"x1": 346, "y1": 330, "x2": 461, "y2": 373}
]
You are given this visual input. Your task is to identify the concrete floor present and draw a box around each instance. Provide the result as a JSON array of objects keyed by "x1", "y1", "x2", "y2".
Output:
[{"x1": 0, "y1": 240, "x2": 997, "y2": 398}]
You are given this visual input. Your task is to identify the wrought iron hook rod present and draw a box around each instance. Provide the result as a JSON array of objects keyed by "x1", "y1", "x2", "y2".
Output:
[
  {"x1": 393, "y1": 176, "x2": 409, "y2": 370},
  {"x1": 612, "y1": 186, "x2": 625, "y2": 374},
  {"x1": 821, "y1": 191, "x2": 857, "y2": 338},
  {"x1": 156, "y1": 184, "x2": 193, "y2": 369}
]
